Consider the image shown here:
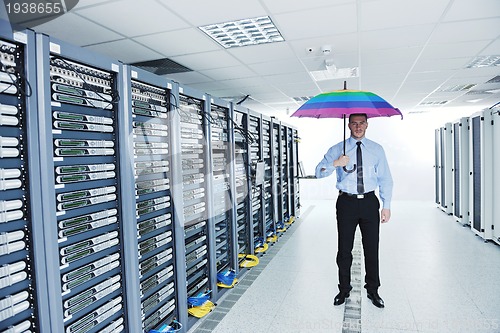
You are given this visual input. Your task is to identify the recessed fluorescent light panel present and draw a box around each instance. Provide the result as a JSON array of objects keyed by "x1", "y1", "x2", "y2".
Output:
[
  {"x1": 465, "y1": 55, "x2": 500, "y2": 68},
  {"x1": 199, "y1": 16, "x2": 284, "y2": 49}
]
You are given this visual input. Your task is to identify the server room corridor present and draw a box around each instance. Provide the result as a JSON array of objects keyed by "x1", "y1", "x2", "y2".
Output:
[{"x1": 190, "y1": 199, "x2": 500, "y2": 333}]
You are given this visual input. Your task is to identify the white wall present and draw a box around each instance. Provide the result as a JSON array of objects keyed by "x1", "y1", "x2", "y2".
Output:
[{"x1": 269, "y1": 107, "x2": 481, "y2": 202}]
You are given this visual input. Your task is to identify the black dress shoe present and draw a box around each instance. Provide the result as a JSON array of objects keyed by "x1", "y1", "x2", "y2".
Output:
[
  {"x1": 367, "y1": 291, "x2": 384, "y2": 308},
  {"x1": 333, "y1": 291, "x2": 350, "y2": 305}
]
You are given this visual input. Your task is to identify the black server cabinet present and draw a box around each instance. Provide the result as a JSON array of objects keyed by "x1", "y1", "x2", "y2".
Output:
[
  {"x1": 124, "y1": 66, "x2": 179, "y2": 333},
  {"x1": 261, "y1": 116, "x2": 276, "y2": 243},
  {"x1": 36, "y1": 35, "x2": 126, "y2": 333},
  {"x1": 290, "y1": 128, "x2": 300, "y2": 219},
  {"x1": 0, "y1": 27, "x2": 43, "y2": 333},
  {"x1": 207, "y1": 96, "x2": 237, "y2": 298},
  {"x1": 232, "y1": 107, "x2": 253, "y2": 262},
  {"x1": 176, "y1": 87, "x2": 213, "y2": 329},
  {"x1": 270, "y1": 119, "x2": 283, "y2": 234},
  {"x1": 247, "y1": 111, "x2": 265, "y2": 253}
]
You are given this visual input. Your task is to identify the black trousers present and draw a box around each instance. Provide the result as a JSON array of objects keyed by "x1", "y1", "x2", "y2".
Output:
[{"x1": 336, "y1": 192, "x2": 381, "y2": 293}]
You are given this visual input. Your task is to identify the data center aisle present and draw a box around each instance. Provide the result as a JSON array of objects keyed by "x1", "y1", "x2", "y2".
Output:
[{"x1": 190, "y1": 199, "x2": 500, "y2": 333}]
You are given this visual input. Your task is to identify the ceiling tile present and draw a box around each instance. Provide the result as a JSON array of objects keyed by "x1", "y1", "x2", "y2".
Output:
[
  {"x1": 163, "y1": 71, "x2": 213, "y2": 85},
  {"x1": 248, "y1": 58, "x2": 305, "y2": 75},
  {"x1": 443, "y1": 0, "x2": 500, "y2": 21},
  {"x1": 199, "y1": 66, "x2": 257, "y2": 81},
  {"x1": 264, "y1": 0, "x2": 354, "y2": 13},
  {"x1": 170, "y1": 51, "x2": 241, "y2": 71},
  {"x1": 360, "y1": 25, "x2": 434, "y2": 51},
  {"x1": 83, "y1": 39, "x2": 163, "y2": 63},
  {"x1": 412, "y1": 57, "x2": 471, "y2": 72},
  {"x1": 273, "y1": 3, "x2": 357, "y2": 40},
  {"x1": 360, "y1": 0, "x2": 449, "y2": 31},
  {"x1": 227, "y1": 42, "x2": 294, "y2": 64},
  {"x1": 159, "y1": 0, "x2": 267, "y2": 26},
  {"x1": 33, "y1": 13, "x2": 122, "y2": 46},
  {"x1": 134, "y1": 28, "x2": 220, "y2": 57},
  {"x1": 421, "y1": 40, "x2": 492, "y2": 59},
  {"x1": 264, "y1": 72, "x2": 313, "y2": 85},
  {"x1": 76, "y1": 0, "x2": 189, "y2": 37},
  {"x1": 431, "y1": 18, "x2": 500, "y2": 44}
]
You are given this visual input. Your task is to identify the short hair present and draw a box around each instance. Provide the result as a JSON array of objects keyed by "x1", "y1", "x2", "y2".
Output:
[{"x1": 349, "y1": 113, "x2": 368, "y2": 122}]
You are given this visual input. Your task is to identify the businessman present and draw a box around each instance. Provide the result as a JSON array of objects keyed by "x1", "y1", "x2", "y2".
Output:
[{"x1": 315, "y1": 113, "x2": 393, "y2": 308}]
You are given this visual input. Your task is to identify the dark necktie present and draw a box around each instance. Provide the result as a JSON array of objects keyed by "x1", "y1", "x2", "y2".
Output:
[{"x1": 356, "y1": 141, "x2": 364, "y2": 194}]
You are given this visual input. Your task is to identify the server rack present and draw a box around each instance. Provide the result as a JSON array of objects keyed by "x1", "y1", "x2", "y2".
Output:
[
  {"x1": 36, "y1": 35, "x2": 126, "y2": 333},
  {"x1": 270, "y1": 119, "x2": 284, "y2": 234},
  {"x1": 290, "y1": 128, "x2": 300, "y2": 219},
  {"x1": 232, "y1": 106, "x2": 253, "y2": 262},
  {"x1": 278, "y1": 123, "x2": 291, "y2": 232},
  {"x1": 207, "y1": 96, "x2": 237, "y2": 298},
  {"x1": 247, "y1": 111, "x2": 265, "y2": 253},
  {"x1": 124, "y1": 66, "x2": 179, "y2": 333},
  {"x1": 261, "y1": 115, "x2": 276, "y2": 243},
  {"x1": 0, "y1": 27, "x2": 45, "y2": 333},
  {"x1": 468, "y1": 110, "x2": 493, "y2": 240},
  {"x1": 434, "y1": 128, "x2": 441, "y2": 206},
  {"x1": 452, "y1": 117, "x2": 470, "y2": 226},
  {"x1": 491, "y1": 107, "x2": 500, "y2": 245},
  {"x1": 440, "y1": 123, "x2": 453, "y2": 214},
  {"x1": 176, "y1": 87, "x2": 213, "y2": 329},
  {"x1": 285, "y1": 125, "x2": 294, "y2": 223}
]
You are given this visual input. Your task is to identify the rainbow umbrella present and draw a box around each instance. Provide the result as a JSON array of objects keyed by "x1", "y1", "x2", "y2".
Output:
[{"x1": 291, "y1": 81, "x2": 402, "y2": 172}]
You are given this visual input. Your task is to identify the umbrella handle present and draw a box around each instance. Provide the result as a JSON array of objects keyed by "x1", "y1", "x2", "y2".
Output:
[{"x1": 343, "y1": 164, "x2": 356, "y2": 173}]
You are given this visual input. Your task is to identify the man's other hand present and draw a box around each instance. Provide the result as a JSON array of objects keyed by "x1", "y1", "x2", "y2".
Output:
[{"x1": 381, "y1": 209, "x2": 391, "y2": 223}]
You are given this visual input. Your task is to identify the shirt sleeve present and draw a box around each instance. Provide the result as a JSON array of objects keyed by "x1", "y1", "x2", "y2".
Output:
[
  {"x1": 315, "y1": 146, "x2": 338, "y2": 178},
  {"x1": 376, "y1": 146, "x2": 393, "y2": 209}
]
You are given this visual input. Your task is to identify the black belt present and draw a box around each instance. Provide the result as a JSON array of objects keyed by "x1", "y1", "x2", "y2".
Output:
[{"x1": 339, "y1": 190, "x2": 375, "y2": 199}]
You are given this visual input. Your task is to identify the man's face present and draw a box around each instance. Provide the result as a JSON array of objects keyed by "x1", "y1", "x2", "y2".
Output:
[{"x1": 348, "y1": 115, "x2": 368, "y2": 139}]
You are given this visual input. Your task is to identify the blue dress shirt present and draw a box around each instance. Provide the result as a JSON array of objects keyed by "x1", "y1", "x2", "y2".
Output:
[{"x1": 315, "y1": 137, "x2": 393, "y2": 209}]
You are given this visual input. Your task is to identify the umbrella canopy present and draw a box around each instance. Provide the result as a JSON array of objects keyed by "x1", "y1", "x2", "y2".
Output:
[
  {"x1": 291, "y1": 82, "x2": 402, "y2": 173},
  {"x1": 291, "y1": 88, "x2": 402, "y2": 119}
]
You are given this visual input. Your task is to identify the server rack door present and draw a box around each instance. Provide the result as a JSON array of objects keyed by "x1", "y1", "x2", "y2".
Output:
[
  {"x1": 492, "y1": 109, "x2": 500, "y2": 245},
  {"x1": 470, "y1": 115, "x2": 482, "y2": 234},
  {"x1": 442, "y1": 123, "x2": 453, "y2": 214},
  {"x1": 232, "y1": 107, "x2": 253, "y2": 266},
  {"x1": 177, "y1": 87, "x2": 213, "y2": 329},
  {"x1": 261, "y1": 116, "x2": 276, "y2": 243},
  {"x1": 36, "y1": 34, "x2": 126, "y2": 333},
  {"x1": 207, "y1": 96, "x2": 237, "y2": 298},
  {"x1": 0, "y1": 27, "x2": 42, "y2": 333},
  {"x1": 290, "y1": 128, "x2": 300, "y2": 219},
  {"x1": 452, "y1": 122, "x2": 460, "y2": 219},
  {"x1": 481, "y1": 110, "x2": 493, "y2": 240},
  {"x1": 458, "y1": 117, "x2": 470, "y2": 226},
  {"x1": 125, "y1": 66, "x2": 179, "y2": 333},
  {"x1": 434, "y1": 128, "x2": 441, "y2": 206},
  {"x1": 271, "y1": 120, "x2": 285, "y2": 234},
  {"x1": 247, "y1": 111, "x2": 264, "y2": 254}
]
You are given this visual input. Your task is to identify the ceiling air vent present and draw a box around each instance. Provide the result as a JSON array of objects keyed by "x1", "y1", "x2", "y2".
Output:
[
  {"x1": 419, "y1": 101, "x2": 449, "y2": 106},
  {"x1": 465, "y1": 55, "x2": 500, "y2": 68},
  {"x1": 129, "y1": 58, "x2": 192, "y2": 75},
  {"x1": 293, "y1": 96, "x2": 313, "y2": 102},
  {"x1": 465, "y1": 89, "x2": 495, "y2": 95},
  {"x1": 438, "y1": 84, "x2": 476, "y2": 92},
  {"x1": 486, "y1": 75, "x2": 500, "y2": 84}
]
